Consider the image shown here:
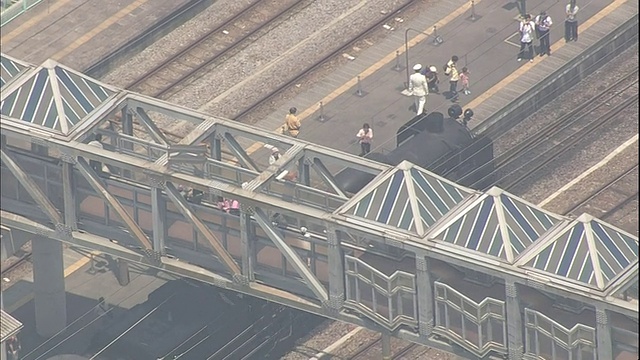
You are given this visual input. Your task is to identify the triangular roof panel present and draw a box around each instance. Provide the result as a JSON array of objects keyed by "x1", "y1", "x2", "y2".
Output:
[
  {"x1": 0, "y1": 53, "x2": 33, "y2": 88},
  {"x1": 337, "y1": 161, "x2": 473, "y2": 236},
  {"x1": 0, "y1": 59, "x2": 116, "y2": 135},
  {"x1": 517, "y1": 214, "x2": 639, "y2": 291},
  {"x1": 427, "y1": 187, "x2": 564, "y2": 263}
]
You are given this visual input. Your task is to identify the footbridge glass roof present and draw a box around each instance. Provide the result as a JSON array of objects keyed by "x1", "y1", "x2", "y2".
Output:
[
  {"x1": 0, "y1": 59, "x2": 116, "y2": 135},
  {"x1": 337, "y1": 161, "x2": 473, "y2": 237},
  {"x1": 426, "y1": 187, "x2": 564, "y2": 263},
  {"x1": 516, "y1": 213, "x2": 639, "y2": 291},
  {"x1": 0, "y1": 53, "x2": 32, "y2": 88}
]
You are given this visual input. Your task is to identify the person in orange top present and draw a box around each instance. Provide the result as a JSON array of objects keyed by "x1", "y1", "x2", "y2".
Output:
[{"x1": 283, "y1": 107, "x2": 301, "y2": 137}]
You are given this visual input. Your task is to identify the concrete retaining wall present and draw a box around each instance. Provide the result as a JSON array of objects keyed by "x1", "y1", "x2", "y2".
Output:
[{"x1": 476, "y1": 14, "x2": 639, "y2": 138}]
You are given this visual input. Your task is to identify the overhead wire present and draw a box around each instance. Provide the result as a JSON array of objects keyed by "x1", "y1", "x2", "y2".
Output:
[{"x1": 26, "y1": 262, "x2": 180, "y2": 360}]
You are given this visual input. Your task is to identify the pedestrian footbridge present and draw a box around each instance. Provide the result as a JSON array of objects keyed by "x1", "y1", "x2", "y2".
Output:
[{"x1": 1, "y1": 54, "x2": 638, "y2": 359}]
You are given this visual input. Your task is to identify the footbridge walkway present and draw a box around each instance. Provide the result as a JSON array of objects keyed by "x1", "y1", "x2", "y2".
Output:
[{"x1": 0, "y1": 54, "x2": 637, "y2": 360}]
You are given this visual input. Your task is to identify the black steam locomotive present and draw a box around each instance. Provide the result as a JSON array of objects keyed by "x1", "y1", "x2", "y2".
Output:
[{"x1": 335, "y1": 105, "x2": 494, "y2": 194}]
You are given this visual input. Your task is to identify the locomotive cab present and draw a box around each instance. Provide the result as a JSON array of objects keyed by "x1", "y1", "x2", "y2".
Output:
[{"x1": 335, "y1": 108, "x2": 494, "y2": 195}]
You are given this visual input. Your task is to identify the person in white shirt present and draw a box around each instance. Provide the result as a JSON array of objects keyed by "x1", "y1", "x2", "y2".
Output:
[
  {"x1": 518, "y1": 14, "x2": 536, "y2": 63},
  {"x1": 268, "y1": 147, "x2": 281, "y2": 165},
  {"x1": 408, "y1": 64, "x2": 429, "y2": 115},
  {"x1": 88, "y1": 133, "x2": 106, "y2": 175},
  {"x1": 356, "y1": 123, "x2": 373, "y2": 156},
  {"x1": 535, "y1": 10, "x2": 553, "y2": 56},
  {"x1": 565, "y1": 1, "x2": 579, "y2": 42}
]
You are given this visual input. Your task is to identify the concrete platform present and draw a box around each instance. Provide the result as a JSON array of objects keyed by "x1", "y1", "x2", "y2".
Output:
[
  {"x1": 0, "y1": 0, "x2": 198, "y2": 72},
  {"x1": 251, "y1": 0, "x2": 638, "y2": 160}
]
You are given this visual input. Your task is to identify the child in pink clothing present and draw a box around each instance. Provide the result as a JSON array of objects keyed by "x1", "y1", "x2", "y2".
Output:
[{"x1": 460, "y1": 67, "x2": 470, "y2": 95}]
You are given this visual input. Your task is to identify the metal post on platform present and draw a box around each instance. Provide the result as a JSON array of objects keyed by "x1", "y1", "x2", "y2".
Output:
[
  {"x1": 318, "y1": 102, "x2": 326, "y2": 122},
  {"x1": 432, "y1": 26, "x2": 442, "y2": 45},
  {"x1": 393, "y1": 50, "x2": 402, "y2": 71},
  {"x1": 89, "y1": 253, "x2": 96, "y2": 274},
  {"x1": 471, "y1": 1, "x2": 477, "y2": 21},
  {"x1": 355, "y1": 76, "x2": 364, "y2": 97}
]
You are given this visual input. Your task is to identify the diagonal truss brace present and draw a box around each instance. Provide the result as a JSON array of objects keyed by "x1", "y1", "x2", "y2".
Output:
[
  {"x1": 1, "y1": 148, "x2": 63, "y2": 226},
  {"x1": 164, "y1": 181, "x2": 241, "y2": 276},
  {"x1": 253, "y1": 207, "x2": 328, "y2": 302},
  {"x1": 310, "y1": 157, "x2": 347, "y2": 198},
  {"x1": 75, "y1": 157, "x2": 153, "y2": 250},
  {"x1": 223, "y1": 132, "x2": 259, "y2": 172},
  {"x1": 135, "y1": 107, "x2": 169, "y2": 146},
  {"x1": 244, "y1": 144, "x2": 305, "y2": 192}
]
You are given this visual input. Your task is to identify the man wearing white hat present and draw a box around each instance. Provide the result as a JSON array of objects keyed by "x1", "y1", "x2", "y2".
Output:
[{"x1": 408, "y1": 64, "x2": 429, "y2": 115}]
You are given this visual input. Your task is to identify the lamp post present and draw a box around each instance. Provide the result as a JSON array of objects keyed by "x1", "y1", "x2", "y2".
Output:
[{"x1": 404, "y1": 27, "x2": 434, "y2": 87}]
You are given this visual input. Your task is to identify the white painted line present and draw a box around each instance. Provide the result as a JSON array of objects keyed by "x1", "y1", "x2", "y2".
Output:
[
  {"x1": 310, "y1": 326, "x2": 364, "y2": 359},
  {"x1": 538, "y1": 134, "x2": 639, "y2": 207}
]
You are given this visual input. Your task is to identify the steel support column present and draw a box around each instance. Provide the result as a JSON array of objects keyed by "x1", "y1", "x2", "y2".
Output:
[
  {"x1": 75, "y1": 157, "x2": 153, "y2": 250},
  {"x1": 32, "y1": 236, "x2": 67, "y2": 338},
  {"x1": 298, "y1": 157, "x2": 310, "y2": 186},
  {"x1": 210, "y1": 133, "x2": 222, "y2": 161},
  {"x1": 381, "y1": 332, "x2": 391, "y2": 360},
  {"x1": 121, "y1": 107, "x2": 133, "y2": 178},
  {"x1": 0, "y1": 149, "x2": 63, "y2": 227},
  {"x1": 415, "y1": 255, "x2": 434, "y2": 337},
  {"x1": 595, "y1": 307, "x2": 613, "y2": 360},
  {"x1": 253, "y1": 207, "x2": 328, "y2": 302},
  {"x1": 150, "y1": 186, "x2": 166, "y2": 254},
  {"x1": 505, "y1": 281, "x2": 524, "y2": 360},
  {"x1": 239, "y1": 210, "x2": 255, "y2": 283},
  {"x1": 164, "y1": 181, "x2": 241, "y2": 276},
  {"x1": 62, "y1": 161, "x2": 77, "y2": 230},
  {"x1": 325, "y1": 224, "x2": 344, "y2": 311}
]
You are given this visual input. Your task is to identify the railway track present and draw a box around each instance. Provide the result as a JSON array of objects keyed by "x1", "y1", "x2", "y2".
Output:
[
  {"x1": 564, "y1": 163, "x2": 638, "y2": 219},
  {"x1": 346, "y1": 335, "x2": 435, "y2": 360},
  {"x1": 126, "y1": 0, "x2": 313, "y2": 99},
  {"x1": 447, "y1": 67, "x2": 639, "y2": 190},
  {"x1": 0, "y1": 251, "x2": 32, "y2": 277}
]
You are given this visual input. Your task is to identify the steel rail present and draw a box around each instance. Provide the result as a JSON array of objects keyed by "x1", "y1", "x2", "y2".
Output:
[
  {"x1": 454, "y1": 68, "x2": 639, "y2": 188},
  {"x1": 564, "y1": 163, "x2": 639, "y2": 216},
  {"x1": 126, "y1": 0, "x2": 310, "y2": 98},
  {"x1": 232, "y1": 0, "x2": 418, "y2": 121},
  {"x1": 500, "y1": 92, "x2": 639, "y2": 191},
  {"x1": 439, "y1": 67, "x2": 640, "y2": 184}
]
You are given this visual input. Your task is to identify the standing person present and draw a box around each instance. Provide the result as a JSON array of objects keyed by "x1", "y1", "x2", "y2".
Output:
[
  {"x1": 268, "y1": 147, "x2": 281, "y2": 165},
  {"x1": 565, "y1": 1, "x2": 579, "y2": 42},
  {"x1": 518, "y1": 14, "x2": 536, "y2": 63},
  {"x1": 356, "y1": 123, "x2": 373, "y2": 156},
  {"x1": 535, "y1": 10, "x2": 553, "y2": 56},
  {"x1": 408, "y1": 64, "x2": 429, "y2": 115},
  {"x1": 282, "y1": 107, "x2": 301, "y2": 138},
  {"x1": 6, "y1": 335, "x2": 21, "y2": 360},
  {"x1": 460, "y1": 67, "x2": 471, "y2": 95},
  {"x1": 425, "y1": 65, "x2": 440, "y2": 93},
  {"x1": 444, "y1": 56, "x2": 460, "y2": 102},
  {"x1": 88, "y1": 133, "x2": 105, "y2": 175}
]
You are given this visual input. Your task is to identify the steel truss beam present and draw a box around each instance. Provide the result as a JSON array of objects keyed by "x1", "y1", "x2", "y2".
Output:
[
  {"x1": 244, "y1": 144, "x2": 305, "y2": 192},
  {"x1": 135, "y1": 107, "x2": 169, "y2": 146},
  {"x1": 3, "y1": 123, "x2": 637, "y2": 318},
  {"x1": 163, "y1": 181, "x2": 242, "y2": 276},
  {"x1": 2, "y1": 209, "x2": 451, "y2": 347},
  {"x1": 223, "y1": 132, "x2": 259, "y2": 172},
  {"x1": 0, "y1": 148, "x2": 63, "y2": 227},
  {"x1": 75, "y1": 157, "x2": 153, "y2": 250},
  {"x1": 253, "y1": 207, "x2": 328, "y2": 302},
  {"x1": 310, "y1": 157, "x2": 347, "y2": 198}
]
